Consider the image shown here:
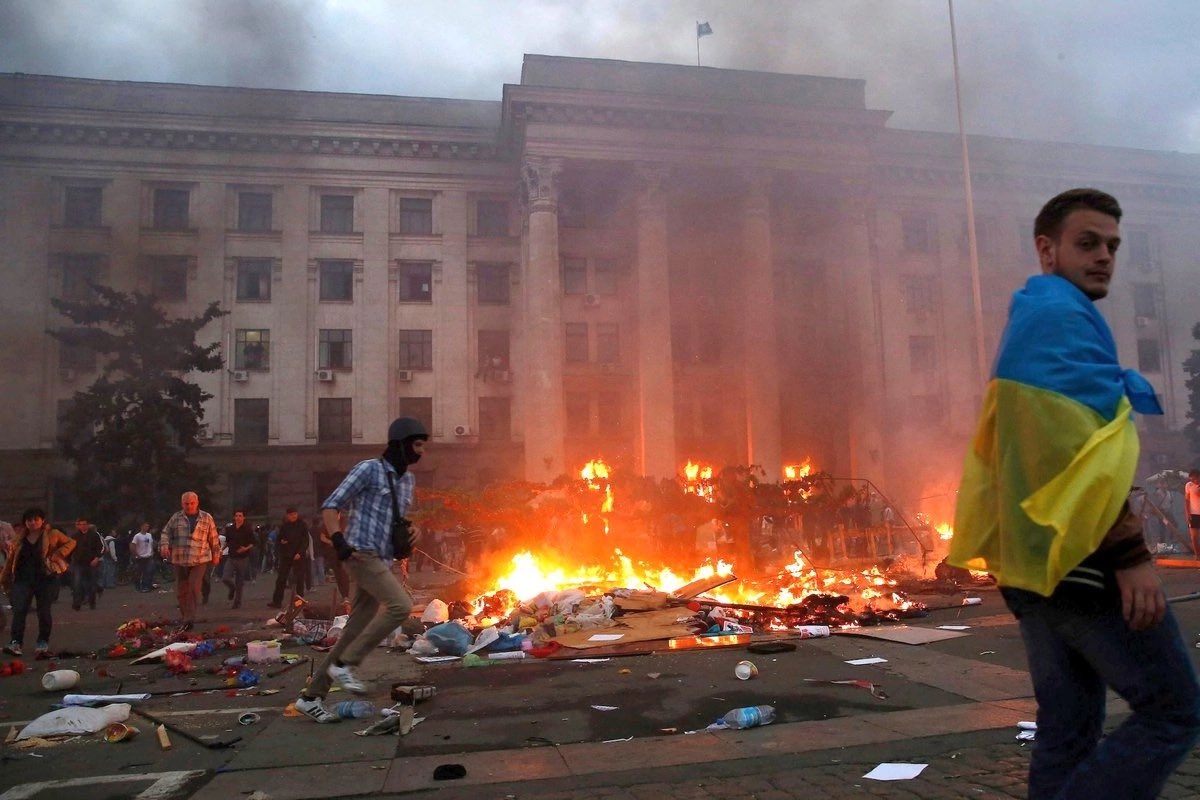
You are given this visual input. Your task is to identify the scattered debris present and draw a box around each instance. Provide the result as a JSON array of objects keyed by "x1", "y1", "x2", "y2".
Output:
[{"x1": 864, "y1": 763, "x2": 928, "y2": 781}]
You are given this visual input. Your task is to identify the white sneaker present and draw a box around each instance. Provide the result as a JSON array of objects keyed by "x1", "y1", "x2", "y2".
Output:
[
  {"x1": 294, "y1": 696, "x2": 339, "y2": 724},
  {"x1": 327, "y1": 663, "x2": 367, "y2": 694}
]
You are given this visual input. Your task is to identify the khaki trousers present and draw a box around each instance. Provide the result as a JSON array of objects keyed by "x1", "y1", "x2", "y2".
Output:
[{"x1": 307, "y1": 552, "x2": 412, "y2": 698}]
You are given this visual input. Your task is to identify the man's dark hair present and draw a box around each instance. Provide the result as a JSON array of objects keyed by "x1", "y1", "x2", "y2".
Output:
[
  {"x1": 76, "y1": 515, "x2": 89, "y2": 523},
  {"x1": 22, "y1": 507, "x2": 46, "y2": 523},
  {"x1": 232, "y1": 509, "x2": 246, "y2": 515},
  {"x1": 1034, "y1": 188, "x2": 1122, "y2": 241}
]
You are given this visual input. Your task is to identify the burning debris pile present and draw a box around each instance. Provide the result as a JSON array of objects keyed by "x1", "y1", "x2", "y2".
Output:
[{"x1": 402, "y1": 458, "x2": 978, "y2": 656}]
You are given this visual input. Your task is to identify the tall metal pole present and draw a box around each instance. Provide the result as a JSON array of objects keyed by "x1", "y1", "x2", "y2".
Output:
[
  {"x1": 696, "y1": 22, "x2": 701, "y2": 66},
  {"x1": 949, "y1": 0, "x2": 989, "y2": 390}
]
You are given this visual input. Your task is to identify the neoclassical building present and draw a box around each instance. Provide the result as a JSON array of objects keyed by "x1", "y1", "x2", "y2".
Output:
[{"x1": 2, "y1": 55, "x2": 1198, "y2": 522}]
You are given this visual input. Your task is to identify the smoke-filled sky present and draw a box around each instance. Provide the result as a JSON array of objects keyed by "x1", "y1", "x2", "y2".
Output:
[{"x1": 2, "y1": 0, "x2": 1197, "y2": 154}]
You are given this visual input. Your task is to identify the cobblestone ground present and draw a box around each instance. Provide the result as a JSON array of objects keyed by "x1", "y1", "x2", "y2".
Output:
[{"x1": 404, "y1": 738, "x2": 1200, "y2": 800}]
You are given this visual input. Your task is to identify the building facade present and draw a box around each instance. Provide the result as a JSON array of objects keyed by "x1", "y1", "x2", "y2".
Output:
[{"x1": 2, "y1": 56, "x2": 1198, "y2": 524}]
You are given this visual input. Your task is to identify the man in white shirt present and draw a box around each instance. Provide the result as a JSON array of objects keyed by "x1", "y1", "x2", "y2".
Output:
[
  {"x1": 1186, "y1": 469, "x2": 1200, "y2": 558},
  {"x1": 130, "y1": 523, "x2": 156, "y2": 592}
]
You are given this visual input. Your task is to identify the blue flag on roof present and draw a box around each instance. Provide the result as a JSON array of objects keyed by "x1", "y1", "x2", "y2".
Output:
[{"x1": 697, "y1": 21, "x2": 713, "y2": 38}]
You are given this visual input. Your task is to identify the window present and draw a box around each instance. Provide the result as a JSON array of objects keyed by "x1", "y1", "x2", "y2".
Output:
[
  {"x1": 64, "y1": 186, "x2": 102, "y2": 227},
  {"x1": 477, "y1": 330, "x2": 510, "y2": 374},
  {"x1": 477, "y1": 263, "x2": 510, "y2": 305},
  {"x1": 238, "y1": 192, "x2": 273, "y2": 232},
  {"x1": 479, "y1": 396, "x2": 512, "y2": 441},
  {"x1": 903, "y1": 275, "x2": 936, "y2": 315},
  {"x1": 1133, "y1": 284, "x2": 1158, "y2": 319},
  {"x1": 61, "y1": 254, "x2": 101, "y2": 301},
  {"x1": 597, "y1": 392, "x2": 622, "y2": 432},
  {"x1": 234, "y1": 399, "x2": 269, "y2": 445},
  {"x1": 1125, "y1": 230, "x2": 1153, "y2": 267},
  {"x1": 235, "y1": 329, "x2": 270, "y2": 370},
  {"x1": 396, "y1": 397, "x2": 433, "y2": 433},
  {"x1": 1137, "y1": 339, "x2": 1162, "y2": 373},
  {"x1": 565, "y1": 322, "x2": 589, "y2": 362},
  {"x1": 596, "y1": 322, "x2": 620, "y2": 364},
  {"x1": 398, "y1": 261, "x2": 433, "y2": 302},
  {"x1": 562, "y1": 257, "x2": 588, "y2": 295},
  {"x1": 229, "y1": 471, "x2": 269, "y2": 517},
  {"x1": 398, "y1": 329, "x2": 433, "y2": 370},
  {"x1": 901, "y1": 212, "x2": 934, "y2": 253},
  {"x1": 318, "y1": 398, "x2": 352, "y2": 443},
  {"x1": 909, "y1": 335, "x2": 937, "y2": 372},
  {"x1": 152, "y1": 188, "x2": 189, "y2": 229},
  {"x1": 319, "y1": 194, "x2": 354, "y2": 233},
  {"x1": 565, "y1": 392, "x2": 590, "y2": 436},
  {"x1": 58, "y1": 328, "x2": 96, "y2": 372},
  {"x1": 318, "y1": 260, "x2": 354, "y2": 301},
  {"x1": 236, "y1": 258, "x2": 272, "y2": 302},
  {"x1": 151, "y1": 256, "x2": 189, "y2": 302},
  {"x1": 319, "y1": 329, "x2": 353, "y2": 370},
  {"x1": 398, "y1": 197, "x2": 433, "y2": 235},
  {"x1": 593, "y1": 259, "x2": 618, "y2": 295},
  {"x1": 476, "y1": 199, "x2": 509, "y2": 237}
]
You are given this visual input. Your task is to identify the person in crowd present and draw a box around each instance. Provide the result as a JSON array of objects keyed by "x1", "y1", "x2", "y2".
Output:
[
  {"x1": 294, "y1": 416, "x2": 427, "y2": 723},
  {"x1": 270, "y1": 507, "x2": 310, "y2": 608},
  {"x1": 317, "y1": 523, "x2": 351, "y2": 612},
  {"x1": 69, "y1": 516, "x2": 103, "y2": 610},
  {"x1": 159, "y1": 491, "x2": 221, "y2": 631},
  {"x1": 309, "y1": 514, "x2": 327, "y2": 589},
  {"x1": 2, "y1": 508, "x2": 74, "y2": 656},
  {"x1": 130, "y1": 522, "x2": 156, "y2": 592},
  {"x1": 264, "y1": 525, "x2": 278, "y2": 574},
  {"x1": 222, "y1": 510, "x2": 255, "y2": 609},
  {"x1": 949, "y1": 188, "x2": 1200, "y2": 798},
  {"x1": 1185, "y1": 469, "x2": 1200, "y2": 558},
  {"x1": 100, "y1": 530, "x2": 118, "y2": 589},
  {"x1": 114, "y1": 528, "x2": 132, "y2": 584}
]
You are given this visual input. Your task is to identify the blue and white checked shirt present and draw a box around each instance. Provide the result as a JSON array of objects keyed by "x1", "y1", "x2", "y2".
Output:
[{"x1": 321, "y1": 458, "x2": 414, "y2": 560}]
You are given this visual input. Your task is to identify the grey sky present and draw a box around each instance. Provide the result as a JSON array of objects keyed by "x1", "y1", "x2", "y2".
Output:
[{"x1": 2, "y1": 0, "x2": 1197, "y2": 153}]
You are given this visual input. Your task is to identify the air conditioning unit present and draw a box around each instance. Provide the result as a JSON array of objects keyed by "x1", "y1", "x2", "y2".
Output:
[
  {"x1": 231, "y1": 369, "x2": 250, "y2": 382},
  {"x1": 1135, "y1": 316, "x2": 1151, "y2": 328},
  {"x1": 197, "y1": 423, "x2": 213, "y2": 442},
  {"x1": 315, "y1": 369, "x2": 335, "y2": 382},
  {"x1": 453, "y1": 424, "x2": 472, "y2": 437},
  {"x1": 397, "y1": 370, "x2": 413, "y2": 382},
  {"x1": 59, "y1": 368, "x2": 76, "y2": 382},
  {"x1": 583, "y1": 293, "x2": 600, "y2": 308}
]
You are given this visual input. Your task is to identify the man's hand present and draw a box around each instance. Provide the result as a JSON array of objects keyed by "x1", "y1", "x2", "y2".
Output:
[
  {"x1": 1115, "y1": 561, "x2": 1166, "y2": 631},
  {"x1": 90, "y1": 557, "x2": 99, "y2": 568},
  {"x1": 293, "y1": 553, "x2": 301, "y2": 561}
]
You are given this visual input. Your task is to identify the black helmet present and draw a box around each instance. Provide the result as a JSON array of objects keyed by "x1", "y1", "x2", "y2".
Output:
[{"x1": 387, "y1": 416, "x2": 428, "y2": 443}]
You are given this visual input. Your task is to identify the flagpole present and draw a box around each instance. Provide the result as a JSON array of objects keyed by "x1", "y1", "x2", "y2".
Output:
[
  {"x1": 949, "y1": 0, "x2": 988, "y2": 390},
  {"x1": 696, "y1": 21, "x2": 701, "y2": 66}
]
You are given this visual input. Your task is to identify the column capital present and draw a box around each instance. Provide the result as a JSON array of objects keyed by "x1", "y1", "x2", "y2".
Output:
[{"x1": 520, "y1": 156, "x2": 563, "y2": 214}]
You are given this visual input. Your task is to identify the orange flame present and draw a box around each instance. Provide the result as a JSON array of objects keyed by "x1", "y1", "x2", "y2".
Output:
[
  {"x1": 682, "y1": 460, "x2": 715, "y2": 501},
  {"x1": 580, "y1": 459, "x2": 614, "y2": 516}
]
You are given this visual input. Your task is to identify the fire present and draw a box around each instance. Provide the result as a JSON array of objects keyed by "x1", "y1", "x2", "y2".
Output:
[
  {"x1": 936, "y1": 522, "x2": 954, "y2": 540},
  {"x1": 783, "y1": 460, "x2": 813, "y2": 481},
  {"x1": 474, "y1": 547, "x2": 913, "y2": 627},
  {"x1": 580, "y1": 459, "x2": 614, "y2": 515},
  {"x1": 682, "y1": 460, "x2": 715, "y2": 501}
]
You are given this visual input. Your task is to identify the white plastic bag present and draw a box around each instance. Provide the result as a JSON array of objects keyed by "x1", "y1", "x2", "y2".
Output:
[
  {"x1": 420, "y1": 598, "x2": 449, "y2": 624},
  {"x1": 18, "y1": 703, "x2": 131, "y2": 740}
]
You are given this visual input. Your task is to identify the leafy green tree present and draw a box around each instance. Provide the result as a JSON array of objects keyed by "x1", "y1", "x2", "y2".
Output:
[
  {"x1": 50, "y1": 285, "x2": 227, "y2": 529},
  {"x1": 1185, "y1": 321, "x2": 1200, "y2": 462}
]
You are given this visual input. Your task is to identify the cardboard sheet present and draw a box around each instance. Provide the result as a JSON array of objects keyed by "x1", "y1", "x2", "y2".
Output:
[
  {"x1": 837, "y1": 625, "x2": 969, "y2": 645},
  {"x1": 669, "y1": 574, "x2": 737, "y2": 601},
  {"x1": 552, "y1": 608, "x2": 696, "y2": 649}
]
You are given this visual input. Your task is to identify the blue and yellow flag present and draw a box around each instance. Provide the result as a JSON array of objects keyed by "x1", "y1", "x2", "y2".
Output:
[{"x1": 949, "y1": 275, "x2": 1162, "y2": 595}]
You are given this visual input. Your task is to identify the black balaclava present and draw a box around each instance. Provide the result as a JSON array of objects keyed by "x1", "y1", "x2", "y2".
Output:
[{"x1": 382, "y1": 436, "x2": 426, "y2": 474}]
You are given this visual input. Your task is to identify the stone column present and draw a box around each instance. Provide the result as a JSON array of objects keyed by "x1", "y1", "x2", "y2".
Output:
[
  {"x1": 634, "y1": 163, "x2": 677, "y2": 479},
  {"x1": 519, "y1": 156, "x2": 566, "y2": 482},
  {"x1": 741, "y1": 171, "x2": 783, "y2": 481}
]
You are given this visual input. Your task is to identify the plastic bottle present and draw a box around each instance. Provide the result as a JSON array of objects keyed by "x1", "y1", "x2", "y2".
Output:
[
  {"x1": 335, "y1": 700, "x2": 375, "y2": 719},
  {"x1": 721, "y1": 705, "x2": 776, "y2": 729}
]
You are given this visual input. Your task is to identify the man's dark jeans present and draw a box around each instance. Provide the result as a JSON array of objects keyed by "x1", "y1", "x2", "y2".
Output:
[
  {"x1": 9, "y1": 579, "x2": 56, "y2": 646},
  {"x1": 71, "y1": 563, "x2": 98, "y2": 609},
  {"x1": 1002, "y1": 585, "x2": 1200, "y2": 799}
]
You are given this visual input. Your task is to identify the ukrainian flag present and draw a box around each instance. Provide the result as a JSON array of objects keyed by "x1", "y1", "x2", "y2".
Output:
[{"x1": 949, "y1": 275, "x2": 1162, "y2": 596}]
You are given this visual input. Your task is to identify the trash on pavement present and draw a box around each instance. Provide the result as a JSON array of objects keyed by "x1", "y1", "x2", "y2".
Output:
[
  {"x1": 432, "y1": 764, "x2": 467, "y2": 781},
  {"x1": 391, "y1": 684, "x2": 436, "y2": 703},
  {"x1": 18, "y1": 703, "x2": 131, "y2": 740},
  {"x1": 863, "y1": 763, "x2": 928, "y2": 781},
  {"x1": 103, "y1": 722, "x2": 139, "y2": 742},
  {"x1": 803, "y1": 678, "x2": 888, "y2": 700},
  {"x1": 734, "y1": 660, "x2": 758, "y2": 680},
  {"x1": 63, "y1": 693, "x2": 151, "y2": 706},
  {"x1": 156, "y1": 723, "x2": 172, "y2": 750},
  {"x1": 591, "y1": 705, "x2": 619, "y2": 711},
  {"x1": 1016, "y1": 720, "x2": 1037, "y2": 740},
  {"x1": 238, "y1": 713, "x2": 261, "y2": 726},
  {"x1": 845, "y1": 657, "x2": 888, "y2": 666},
  {"x1": 246, "y1": 640, "x2": 281, "y2": 664},
  {"x1": 41, "y1": 669, "x2": 80, "y2": 690}
]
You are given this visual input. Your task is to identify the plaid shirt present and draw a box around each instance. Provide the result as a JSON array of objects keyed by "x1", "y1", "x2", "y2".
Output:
[
  {"x1": 159, "y1": 510, "x2": 221, "y2": 566},
  {"x1": 322, "y1": 458, "x2": 414, "y2": 560}
]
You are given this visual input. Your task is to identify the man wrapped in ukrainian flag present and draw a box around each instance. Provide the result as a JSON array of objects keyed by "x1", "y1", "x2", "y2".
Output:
[{"x1": 949, "y1": 188, "x2": 1199, "y2": 800}]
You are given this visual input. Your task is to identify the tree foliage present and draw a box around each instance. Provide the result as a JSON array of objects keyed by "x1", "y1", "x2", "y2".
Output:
[
  {"x1": 1185, "y1": 321, "x2": 1200, "y2": 462},
  {"x1": 49, "y1": 285, "x2": 227, "y2": 528}
]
